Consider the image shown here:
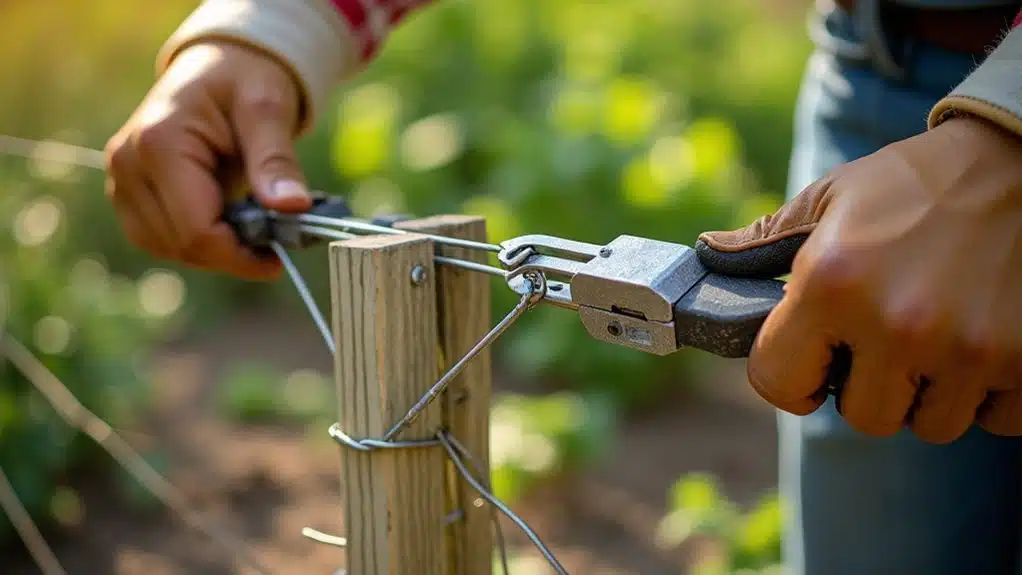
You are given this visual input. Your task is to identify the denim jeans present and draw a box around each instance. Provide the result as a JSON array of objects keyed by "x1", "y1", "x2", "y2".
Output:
[{"x1": 780, "y1": 9, "x2": 1022, "y2": 575}]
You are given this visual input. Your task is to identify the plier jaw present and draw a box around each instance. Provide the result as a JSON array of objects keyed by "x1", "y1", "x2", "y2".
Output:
[{"x1": 496, "y1": 234, "x2": 785, "y2": 357}]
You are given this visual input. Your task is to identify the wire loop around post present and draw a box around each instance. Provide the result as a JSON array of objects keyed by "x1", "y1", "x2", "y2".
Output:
[
  {"x1": 322, "y1": 422, "x2": 566, "y2": 575},
  {"x1": 300, "y1": 270, "x2": 564, "y2": 575},
  {"x1": 272, "y1": 229, "x2": 563, "y2": 574}
]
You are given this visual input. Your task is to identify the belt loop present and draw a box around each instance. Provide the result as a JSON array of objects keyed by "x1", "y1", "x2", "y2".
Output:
[{"x1": 854, "y1": 0, "x2": 908, "y2": 82}]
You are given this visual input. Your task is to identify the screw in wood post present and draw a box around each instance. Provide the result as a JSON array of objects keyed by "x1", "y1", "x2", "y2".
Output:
[{"x1": 329, "y1": 234, "x2": 449, "y2": 575}]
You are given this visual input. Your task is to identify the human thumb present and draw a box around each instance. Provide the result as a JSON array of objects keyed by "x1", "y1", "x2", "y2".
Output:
[
  {"x1": 694, "y1": 178, "x2": 832, "y2": 278},
  {"x1": 231, "y1": 80, "x2": 312, "y2": 213}
]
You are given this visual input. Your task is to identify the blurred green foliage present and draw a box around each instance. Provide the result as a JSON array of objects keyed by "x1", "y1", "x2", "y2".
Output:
[
  {"x1": 489, "y1": 391, "x2": 617, "y2": 502},
  {"x1": 302, "y1": 0, "x2": 811, "y2": 410},
  {"x1": 0, "y1": 180, "x2": 179, "y2": 541},
  {"x1": 214, "y1": 362, "x2": 334, "y2": 425},
  {"x1": 489, "y1": 396, "x2": 785, "y2": 573},
  {"x1": 1, "y1": 0, "x2": 812, "y2": 403},
  {"x1": 0, "y1": 0, "x2": 811, "y2": 549},
  {"x1": 657, "y1": 473, "x2": 784, "y2": 574}
]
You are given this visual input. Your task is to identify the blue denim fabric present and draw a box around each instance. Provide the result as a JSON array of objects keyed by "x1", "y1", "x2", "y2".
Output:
[{"x1": 780, "y1": 9, "x2": 1022, "y2": 575}]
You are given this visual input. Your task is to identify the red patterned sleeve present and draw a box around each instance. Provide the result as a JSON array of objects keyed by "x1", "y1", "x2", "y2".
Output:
[{"x1": 329, "y1": 0, "x2": 438, "y2": 62}]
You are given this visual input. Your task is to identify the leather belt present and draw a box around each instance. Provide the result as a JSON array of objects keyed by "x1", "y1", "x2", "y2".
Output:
[{"x1": 833, "y1": 0, "x2": 1021, "y2": 55}]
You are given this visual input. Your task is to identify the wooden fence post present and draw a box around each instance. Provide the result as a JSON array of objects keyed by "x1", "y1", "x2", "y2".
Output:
[
  {"x1": 396, "y1": 216, "x2": 494, "y2": 575},
  {"x1": 330, "y1": 234, "x2": 450, "y2": 575}
]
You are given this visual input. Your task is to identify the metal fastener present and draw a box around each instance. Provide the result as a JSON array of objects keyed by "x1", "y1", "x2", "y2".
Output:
[{"x1": 410, "y1": 265, "x2": 427, "y2": 285}]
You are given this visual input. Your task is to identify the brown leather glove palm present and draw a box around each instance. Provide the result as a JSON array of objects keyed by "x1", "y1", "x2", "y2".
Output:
[{"x1": 695, "y1": 116, "x2": 1022, "y2": 444}]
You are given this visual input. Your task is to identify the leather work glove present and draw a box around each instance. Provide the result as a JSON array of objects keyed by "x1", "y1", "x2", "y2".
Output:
[
  {"x1": 695, "y1": 116, "x2": 1022, "y2": 444},
  {"x1": 104, "y1": 41, "x2": 312, "y2": 279}
]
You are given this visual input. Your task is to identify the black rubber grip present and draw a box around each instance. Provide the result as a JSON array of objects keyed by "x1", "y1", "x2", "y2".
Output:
[
  {"x1": 672, "y1": 273, "x2": 785, "y2": 358},
  {"x1": 694, "y1": 234, "x2": 808, "y2": 279},
  {"x1": 673, "y1": 272, "x2": 853, "y2": 404},
  {"x1": 223, "y1": 192, "x2": 353, "y2": 254}
]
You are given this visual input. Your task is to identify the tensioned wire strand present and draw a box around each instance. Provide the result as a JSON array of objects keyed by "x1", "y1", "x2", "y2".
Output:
[{"x1": 0, "y1": 134, "x2": 572, "y2": 574}]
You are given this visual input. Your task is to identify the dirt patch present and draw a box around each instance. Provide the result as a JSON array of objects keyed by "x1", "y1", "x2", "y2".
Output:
[{"x1": 4, "y1": 307, "x2": 777, "y2": 575}]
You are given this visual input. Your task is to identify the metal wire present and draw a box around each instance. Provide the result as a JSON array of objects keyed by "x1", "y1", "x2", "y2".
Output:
[
  {"x1": 0, "y1": 334, "x2": 272, "y2": 575},
  {"x1": 383, "y1": 274, "x2": 546, "y2": 442},
  {"x1": 307, "y1": 271, "x2": 564, "y2": 574},
  {"x1": 270, "y1": 211, "x2": 566, "y2": 573},
  {"x1": 296, "y1": 213, "x2": 502, "y2": 253},
  {"x1": 0, "y1": 134, "x2": 105, "y2": 170},
  {"x1": 324, "y1": 425, "x2": 525, "y2": 574},
  {"x1": 439, "y1": 432, "x2": 568, "y2": 575},
  {"x1": 0, "y1": 466, "x2": 67, "y2": 575},
  {"x1": 326, "y1": 425, "x2": 559, "y2": 575},
  {"x1": 294, "y1": 224, "x2": 357, "y2": 244},
  {"x1": 433, "y1": 255, "x2": 507, "y2": 277},
  {"x1": 438, "y1": 433, "x2": 512, "y2": 575},
  {"x1": 0, "y1": 134, "x2": 510, "y2": 278},
  {"x1": 298, "y1": 224, "x2": 509, "y2": 277},
  {"x1": 271, "y1": 241, "x2": 335, "y2": 354},
  {"x1": 300, "y1": 527, "x2": 347, "y2": 548},
  {"x1": 270, "y1": 235, "x2": 510, "y2": 361}
]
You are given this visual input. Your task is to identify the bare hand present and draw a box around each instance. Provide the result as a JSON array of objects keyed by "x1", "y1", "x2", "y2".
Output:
[
  {"x1": 697, "y1": 116, "x2": 1022, "y2": 443},
  {"x1": 104, "y1": 41, "x2": 312, "y2": 279}
]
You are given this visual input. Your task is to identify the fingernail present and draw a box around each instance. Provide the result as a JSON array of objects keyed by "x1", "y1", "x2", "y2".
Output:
[{"x1": 269, "y1": 179, "x2": 308, "y2": 200}]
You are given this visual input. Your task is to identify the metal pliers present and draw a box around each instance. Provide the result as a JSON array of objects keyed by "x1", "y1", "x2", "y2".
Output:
[
  {"x1": 224, "y1": 196, "x2": 785, "y2": 359},
  {"x1": 495, "y1": 234, "x2": 784, "y2": 358}
]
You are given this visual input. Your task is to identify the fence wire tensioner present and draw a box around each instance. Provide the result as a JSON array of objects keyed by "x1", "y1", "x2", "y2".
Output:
[
  {"x1": 227, "y1": 192, "x2": 788, "y2": 449},
  {"x1": 227, "y1": 192, "x2": 787, "y2": 360}
]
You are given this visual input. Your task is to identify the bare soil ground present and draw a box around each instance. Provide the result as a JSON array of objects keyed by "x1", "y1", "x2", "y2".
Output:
[{"x1": 5, "y1": 307, "x2": 778, "y2": 575}]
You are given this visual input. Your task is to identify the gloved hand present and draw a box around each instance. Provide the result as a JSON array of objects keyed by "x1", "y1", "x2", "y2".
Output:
[
  {"x1": 695, "y1": 116, "x2": 1022, "y2": 444},
  {"x1": 104, "y1": 41, "x2": 312, "y2": 279}
]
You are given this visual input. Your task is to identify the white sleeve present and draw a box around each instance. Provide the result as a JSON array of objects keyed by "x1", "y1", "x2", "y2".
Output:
[
  {"x1": 157, "y1": 0, "x2": 361, "y2": 134},
  {"x1": 929, "y1": 25, "x2": 1022, "y2": 138}
]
